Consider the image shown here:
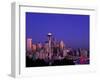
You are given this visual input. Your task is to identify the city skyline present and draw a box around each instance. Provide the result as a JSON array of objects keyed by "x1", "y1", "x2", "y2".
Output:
[{"x1": 26, "y1": 12, "x2": 89, "y2": 49}]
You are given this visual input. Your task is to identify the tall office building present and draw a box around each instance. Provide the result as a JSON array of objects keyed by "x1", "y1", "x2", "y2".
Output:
[
  {"x1": 59, "y1": 40, "x2": 65, "y2": 49},
  {"x1": 32, "y1": 44, "x2": 37, "y2": 51},
  {"x1": 27, "y1": 38, "x2": 32, "y2": 51}
]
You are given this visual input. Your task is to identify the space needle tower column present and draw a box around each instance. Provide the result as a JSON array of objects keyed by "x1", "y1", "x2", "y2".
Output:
[{"x1": 47, "y1": 33, "x2": 52, "y2": 61}]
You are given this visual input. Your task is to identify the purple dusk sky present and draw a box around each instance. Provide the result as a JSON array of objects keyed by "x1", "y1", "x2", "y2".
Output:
[{"x1": 26, "y1": 12, "x2": 89, "y2": 49}]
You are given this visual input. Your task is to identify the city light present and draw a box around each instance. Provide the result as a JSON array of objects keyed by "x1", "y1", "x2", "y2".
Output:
[{"x1": 26, "y1": 33, "x2": 89, "y2": 67}]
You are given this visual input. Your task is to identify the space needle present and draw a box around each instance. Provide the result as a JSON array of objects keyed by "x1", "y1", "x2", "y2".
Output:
[{"x1": 47, "y1": 32, "x2": 52, "y2": 62}]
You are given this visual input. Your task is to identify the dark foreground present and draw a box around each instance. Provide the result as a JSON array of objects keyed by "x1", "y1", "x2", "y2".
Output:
[{"x1": 26, "y1": 56, "x2": 89, "y2": 67}]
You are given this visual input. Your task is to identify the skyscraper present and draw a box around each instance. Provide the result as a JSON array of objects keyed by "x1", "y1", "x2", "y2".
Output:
[{"x1": 27, "y1": 38, "x2": 32, "y2": 51}]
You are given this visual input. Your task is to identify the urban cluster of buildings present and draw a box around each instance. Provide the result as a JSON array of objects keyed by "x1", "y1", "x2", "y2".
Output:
[{"x1": 26, "y1": 33, "x2": 89, "y2": 67}]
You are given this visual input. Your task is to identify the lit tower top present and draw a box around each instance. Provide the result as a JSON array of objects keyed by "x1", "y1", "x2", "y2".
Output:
[
  {"x1": 47, "y1": 32, "x2": 52, "y2": 41},
  {"x1": 48, "y1": 32, "x2": 52, "y2": 36}
]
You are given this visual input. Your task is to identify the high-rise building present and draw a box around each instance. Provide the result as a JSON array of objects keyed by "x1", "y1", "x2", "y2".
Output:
[
  {"x1": 59, "y1": 40, "x2": 65, "y2": 49},
  {"x1": 27, "y1": 38, "x2": 32, "y2": 51},
  {"x1": 32, "y1": 44, "x2": 36, "y2": 52},
  {"x1": 37, "y1": 42, "x2": 42, "y2": 49}
]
